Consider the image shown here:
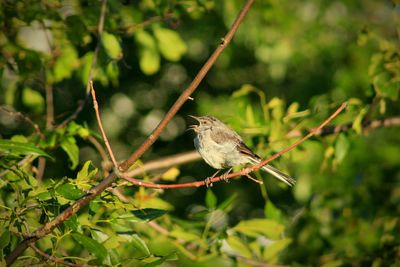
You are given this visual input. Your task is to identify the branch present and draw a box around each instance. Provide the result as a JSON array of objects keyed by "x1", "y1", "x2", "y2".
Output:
[
  {"x1": 119, "y1": 102, "x2": 347, "y2": 188},
  {"x1": 5, "y1": 2, "x2": 254, "y2": 265},
  {"x1": 57, "y1": 0, "x2": 108, "y2": 129},
  {"x1": 90, "y1": 81, "x2": 119, "y2": 169},
  {"x1": 118, "y1": 0, "x2": 255, "y2": 172}
]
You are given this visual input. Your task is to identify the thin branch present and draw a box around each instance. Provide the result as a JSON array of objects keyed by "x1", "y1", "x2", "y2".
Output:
[
  {"x1": 57, "y1": 0, "x2": 108, "y2": 128},
  {"x1": 90, "y1": 81, "x2": 119, "y2": 169},
  {"x1": 0, "y1": 107, "x2": 43, "y2": 137},
  {"x1": 5, "y1": 2, "x2": 254, "y2": 265},
  {"x1": 118, "y1": 102, "x2": 347, "y2": 188},
  {"x1": 29, "y1": 244, "x2": 98, "y2": 267},
  {"x1": 118, "y1": 0, "x2": 255, "y2": 172}
]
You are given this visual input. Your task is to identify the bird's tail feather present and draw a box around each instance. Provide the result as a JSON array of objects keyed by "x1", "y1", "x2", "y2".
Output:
[{"x1": 248, "y1": 158, "x2": 296, "y2": 186}]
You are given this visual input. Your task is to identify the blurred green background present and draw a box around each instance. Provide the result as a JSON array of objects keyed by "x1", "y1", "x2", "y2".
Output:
[{"x1": 0, "y1": 0, "x2": 399, "y2": 266}]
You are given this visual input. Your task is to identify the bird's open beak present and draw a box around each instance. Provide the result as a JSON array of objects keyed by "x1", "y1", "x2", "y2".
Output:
[{"x1": 187, "y1": 115, "x2": 200, "y2": 132}]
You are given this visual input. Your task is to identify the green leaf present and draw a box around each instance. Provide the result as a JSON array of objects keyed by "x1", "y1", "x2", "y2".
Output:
[
  {"x1": 224, "y1": 236, "x2": 252, "y2": 258},
  {"x1": 52, "y1": 44, "x2": 79, "y2": 82},
  {"x1": 218, "y1": 193, "x2": 237, "y2": 212},
  {"x1": 233, "y1": 219, "x2": 285, "y2": 240},
  {"x1": 71, "y1": 233, "x2": 108, "y2": 262},
  {"x1": 60, "y1": 136, "x2": 79, "y2": 169},
  {"x1": 22, "y1": 87, "x2": 44, "y2": 113},
  {"x1": 335, "y1": 133, "x2": 350, "y2": 164},
  {"x1": 373, "y1": 72, "x2": 399, "y2": 100},
  {"x1": 265, "y1": 201, "x2": 282, "y2": 221},
  {"x1": 170, "y1": 230, "x2": 201, "y2": 242},
  {"x1": 153, "y1": 27, "x2": 187, "y2": 62},
  {"x1": 0, "y1": 230, "x2": 10, "y2": 249},
  {"x1": 352, "y1": 107, "x2": 367, "y2": 134},
  {"x1": 77, "y1": 161, "x2": 98, "y2": 184},
  {"x1": 102, "y1": 32, "x2": 122, "y2": 60},
  {"x1": 130, "y1": 234, "x2": 150, "y2": 256},
  {"x1": 131, "y1": 208, "x2": 167, "y2": 221},
  {"x1": 161, "y1": 167, "x2": 180, "y2": 181},
  {"x1": 263, "y1": 238, "x2": 292, "y2": 261},
  {"x1": 0, "y1": 139, "x2": 51, "y2": 158},
  {"x1": 135, "y1": 30, "x2": 160, "y2": 75},
  {"x1": 205, "y1": 190, "x2": 217, "y2": 209},
  {"x1": 56, "y1": 183, "x2": 85, "y2": 200}
]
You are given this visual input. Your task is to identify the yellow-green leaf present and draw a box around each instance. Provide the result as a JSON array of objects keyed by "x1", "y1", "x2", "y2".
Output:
[
  {"x1": 154, "y1": 27, "x2": 187, "y2": 62},
  {"x1": 233, "y1": 219, "x2": 285, "y2": 240},
  {"x1": 102, "y1": 32, "x2": 122, "y2": 60},
  {"x1": 135, "y1": 30, "x2": 160, "y2": 75}
]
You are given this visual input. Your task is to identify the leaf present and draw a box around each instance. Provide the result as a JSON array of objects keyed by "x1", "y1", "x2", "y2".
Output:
[
  {"x1": 170, "y1": 230, "x2": 201, "y2": 242},
  {"x1": 52, "y1": 44, "x2": 79, "y2": 82},
  {"x1": 77, "y1": 161, "x2": 98, "y2": 184},
  {"x1": 135, "y1": 30, "x2": 160, "y2": 75},
  {"x1": 0, "y1": 230, "x2": 10, "y2": 249},
  {"x1": 161, "y1": 167, "x2": 180, "y2": 181},
  {"x1": 265, "y1": 201, "x2": 282, "y2": 221},
  {"x1": 223, "y1": 236, "x2": 252, "y2": 258},
  {"x1": 71, "y1": 233, "x2": 108, "y2": 262},
  {"x1": 0, "y1": 139, "x2": 51, "y2": 158},
  {"x1": 205, "y1": 190, "x2": 217, "y2": 209},
  {"x1": 153, "y1": 27, "x2": 187, "y2": 61},
  {"x1": 56, "y1": 183, "x2": 85, "y2": 200},
  {"x1": 129, "y1": 234, "x2": 150, "y2": 256},
  {"x1": 233, "y1": 219, "x2": 285, "y2": 240},
  {"x1": 102, "y1": 32, "x2": 122, "y2": 60},
  {"x1": 60, "y1": 136, "x2": 79, "y2": 169},
  {"x1": 131, "y1": 208, "x2": 167, "y2": 221},
  {"x1": 335, "y1": 133, "x2": 350, "y2": 164},
  {"x1": 352, "y1": 107, "x2": 367, "y2": 134},
  {"x1": 263, "y1": 238, "x2": 292, "y2": 261},
  {"x1": 22, "y1": 87, "x2": 44, "y2": 113},
  {"x1": 218, "y1": 193, "x2": 237, "y2": 212}
]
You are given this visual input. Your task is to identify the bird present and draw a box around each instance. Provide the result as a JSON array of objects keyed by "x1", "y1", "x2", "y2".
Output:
[{"x1": 188, "y1": 115, "x2": 295, "y2": 186}]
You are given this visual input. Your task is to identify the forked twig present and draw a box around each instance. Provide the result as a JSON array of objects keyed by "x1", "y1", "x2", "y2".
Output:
[{"x1": 90, "y1": 81, "x2": 119, "y2": 169}]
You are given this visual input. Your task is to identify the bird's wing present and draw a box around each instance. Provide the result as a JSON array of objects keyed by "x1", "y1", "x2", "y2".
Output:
[
  {"x1": 210, "y1": 127, "x2": 242, "y2": 145},
  {"x1": 236, "y1": 141, "x2": 261, "y2": 160}
]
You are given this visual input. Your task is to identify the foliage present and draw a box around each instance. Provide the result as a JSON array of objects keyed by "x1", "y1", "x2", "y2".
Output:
[{"x1": 0, "y1": 0, "x2": 399, "y2": 266}]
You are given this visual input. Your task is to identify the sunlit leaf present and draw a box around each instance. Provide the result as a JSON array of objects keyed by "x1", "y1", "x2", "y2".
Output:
[
  {"x1": 135, "y1": 30, "x2": 160, "y2": 75},
  {"x1": 161, "y1": 167, "x2": 180, "y2": 181},
  {"x1": 335, "y1": 133, "x2": 350, "y2": 164},
  {"x1": 56, "y1": 183, "x2": 85, "y2": 200},
  {"x1": 129, "y1": 234, "x2": 150, "y2": 256},
  {"x1": 263, "y1": 238, "x2": 292, "y2": 261},
  {"x1": 60, "y1": 136, "x2": 79, "y2": 169},
  {"x1": 205, "y1": 189, "x2": 217, "y2": 209},
  {"x1": 233, "y1": 219, "x2": 285, "y2": 240},
  {"x1": 154, "y1": 27, "x2": 187, "y2": 62},
  {"x1": 0, "y1": 139, "x2": 51, "y2": 158},
  {"x1": 223, "y1": 236, "x2": 252, "y2": 258},
  {"x1": 102, "y1": 32, "x2": 122, "y2": 60},
  {"x1": 52, "y1": 44, "x2": 79, "y2": 82},
  {"x1": 22, "y1": 87, "x2": 44, "y2": 113}
]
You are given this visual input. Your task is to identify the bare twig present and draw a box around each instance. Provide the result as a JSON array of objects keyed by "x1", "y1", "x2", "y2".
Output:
[
  {"x1": 57, "y1": 0, "x2": 108, "y2": 128},
  {"x1": 5, "y1": 2, "x2": 253, "y2": 265},
  {"x1": 0, "y1": 107, "x2": 43, "y2": 137},
  {"x1": 29, "y1": 244, "x2": 98, "y2": 267},
  {"x1": 118, "y1": 0, "x2": 255, "y2": 172},
  {"x1": 90, "y1": 81, "x2": 119, "y2": 169}
]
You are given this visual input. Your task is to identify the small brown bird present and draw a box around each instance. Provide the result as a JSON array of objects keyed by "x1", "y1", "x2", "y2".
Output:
[{"x1": 188, "y1": 115, "x2": 295, "y2": 186}]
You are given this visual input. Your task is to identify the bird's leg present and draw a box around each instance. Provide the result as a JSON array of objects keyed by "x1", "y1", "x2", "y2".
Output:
[
  {"x1": 244, "y1": 173, "x2": 263, "y2": 184},
  {"x1": 221, "y1": 167, "x2": 233, "y2": 183},
  {"x1": 205, "y1": 169, "x2": 221, "y2": 187}
]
